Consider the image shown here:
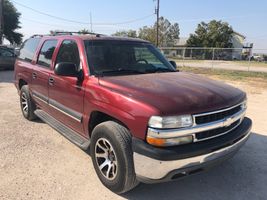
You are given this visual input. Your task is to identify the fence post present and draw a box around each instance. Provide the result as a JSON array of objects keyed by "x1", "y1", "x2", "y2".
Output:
[
  {"x1": 248, "y1": 56, "x2": 251, "y2": 72},
  {"x1": 212, "y1": 48, "x2": 215, "y2": 69},
  {"x1": 183, "y1": 47, "x2": 186, "y2": 67}
]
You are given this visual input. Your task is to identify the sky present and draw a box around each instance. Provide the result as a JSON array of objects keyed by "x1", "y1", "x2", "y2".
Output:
[{"x1": 8, "y1": 0, "x2": 267, "y2": 49}]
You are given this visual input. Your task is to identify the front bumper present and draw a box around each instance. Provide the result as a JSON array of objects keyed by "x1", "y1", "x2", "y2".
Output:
[{"x1": 132, "y1": 117, "x2": 252, "y2": 183}]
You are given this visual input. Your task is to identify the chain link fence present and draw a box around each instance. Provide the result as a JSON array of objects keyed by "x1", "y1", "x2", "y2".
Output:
[{"x1": 160, "y1": 47, "x2": 267, "y2": 73}]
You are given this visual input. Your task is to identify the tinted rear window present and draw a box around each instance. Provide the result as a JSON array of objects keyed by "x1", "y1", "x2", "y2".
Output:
[
  {"x1": 37, "y1": 40, "x2": 57, "y2": 68},
  {"x1": 18, "y1": 38, "x2": 41, "y2": 62}
]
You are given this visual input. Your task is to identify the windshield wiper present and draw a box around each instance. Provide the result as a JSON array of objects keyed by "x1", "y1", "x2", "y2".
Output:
[
  {"x1": 96, "y1": 68, "x2": 145, "y2": 76},
  {"x1": 146, "y1": 68, "x2": 175, "y2": 73}
]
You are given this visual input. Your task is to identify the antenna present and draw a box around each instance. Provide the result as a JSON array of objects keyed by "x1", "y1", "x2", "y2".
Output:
[{"x1": 90, "y1": 12, "x2": 93, "y2": 32}]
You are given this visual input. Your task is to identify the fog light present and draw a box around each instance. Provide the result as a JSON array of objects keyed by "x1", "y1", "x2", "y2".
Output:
[{"x1": 147, "y1": 135, "x2": 193, "y2": 147}]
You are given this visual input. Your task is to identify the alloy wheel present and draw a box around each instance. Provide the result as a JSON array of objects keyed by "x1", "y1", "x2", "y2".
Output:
[
  {"x1": 21, "y1": 92, "x2": 28, "y2": 115},
  {"x1": 95, "y1": 138, "x2": 118, "y2": 180}
]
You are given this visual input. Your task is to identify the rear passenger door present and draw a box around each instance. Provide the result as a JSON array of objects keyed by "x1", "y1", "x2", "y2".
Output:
[
  {"x1": 31, "y1": 40, "x2": 58, "y2": 112},
  {"x1": 48, "y1": 40, "x2": 85, "y2": 135}
]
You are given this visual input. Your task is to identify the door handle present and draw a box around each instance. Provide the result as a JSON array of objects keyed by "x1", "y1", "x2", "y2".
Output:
[
  {"x1": 48, "y1": 77, "x2": 54, "y2": 85},
  {"x1": 32, "y1": 72, "x2": 37, "y2": 79}
]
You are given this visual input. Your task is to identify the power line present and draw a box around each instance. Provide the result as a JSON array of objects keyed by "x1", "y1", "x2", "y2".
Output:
[
  {"x1": 11, "y1": 0, "x2": 153, "y2": 26},
  {"x1": 22, "y1": 17, "x2": 134, "y2": 30},
  {"x1": 95, "y1": 14, "x2": 154, "y2": 25},
  {"x1": 11, "y1": 0, "x2": 88, "y2": 25}
]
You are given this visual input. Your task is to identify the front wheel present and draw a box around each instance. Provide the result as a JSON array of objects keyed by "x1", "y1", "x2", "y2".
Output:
[
  {"x1": 90, "y1": 121, "x2": 138, "y2": 194},
  {"x1": 20, "y1": 85, "x2": 37, "y2": 121}
]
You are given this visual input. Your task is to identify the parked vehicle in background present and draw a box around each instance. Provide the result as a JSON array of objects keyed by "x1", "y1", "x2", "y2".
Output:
[
  {"x1": 252, "y1": 55, "x2": 265, "y2": 62},
  {"x1": 14, "y1": 32, "x2": 252, "y2": 194},
  {"x1": 14, "y1": 47, "x2": 20, "y2": 56},
  {"x1": 0, "y1": 46, "x2": 16, "y2": 70}
]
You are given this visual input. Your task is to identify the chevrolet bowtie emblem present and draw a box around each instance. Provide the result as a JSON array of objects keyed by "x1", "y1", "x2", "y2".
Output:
[{"x1": 223, "y1": 117, "x2": 235, "y2": 127}]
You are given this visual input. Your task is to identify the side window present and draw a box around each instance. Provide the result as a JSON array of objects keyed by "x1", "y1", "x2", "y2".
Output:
[
  {"x1": 18, "y1": 38, "x2": 41, "y2": 62},
  {"x1": 37, "y1": 40, "x2": 58, "y2": 68},
  {"x1": 56, "y1": 40, "x2": 80, "y2": 67}
]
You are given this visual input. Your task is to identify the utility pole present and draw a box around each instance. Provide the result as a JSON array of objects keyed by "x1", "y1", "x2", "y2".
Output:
[
  {"x1": 0, "y1": 0, "x2": 3, "y2": 45},
  {"x1": 155, "y1": 0, "x2": 160, "y2": 47}
]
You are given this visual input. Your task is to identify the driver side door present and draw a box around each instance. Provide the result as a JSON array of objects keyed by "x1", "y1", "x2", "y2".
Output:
[{"x1": 48, "y1": 40, "x2": 85, "y2": 135}]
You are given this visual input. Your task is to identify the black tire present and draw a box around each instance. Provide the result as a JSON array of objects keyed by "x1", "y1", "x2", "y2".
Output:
[
  {"x1": 20, "y1": 85, "x2": 37, "y2": 121},
  {"x1": 90, "y1": 121, "x2": 139, "y2": 194}
]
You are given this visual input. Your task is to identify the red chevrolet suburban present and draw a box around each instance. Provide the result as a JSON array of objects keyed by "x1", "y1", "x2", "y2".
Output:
[{"x1": 14, "y1": 33, "x2": 252, "y2": 194}]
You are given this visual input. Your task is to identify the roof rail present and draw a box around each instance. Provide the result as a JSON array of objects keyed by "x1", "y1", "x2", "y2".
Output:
[
  {"x1": 30, "y1": 34, "x2": 45, "y2": 38},
  {"x1": 29, "y1": 32, "x2": 105, "y2": 39},
  {"x1": 52, "y1": 31, "x2": 104, "y2": 37}
]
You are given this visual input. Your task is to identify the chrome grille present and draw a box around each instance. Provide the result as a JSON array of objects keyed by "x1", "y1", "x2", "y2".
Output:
[
  {"x1": 192, "y1": 103, "x2": 245, "y2": 142},
  {"x1": 195, "y1": 119, "x2": 240, "y2": 140},
  {"x1": 195, "y1": 105, "x2": 242, "y2": 125}
]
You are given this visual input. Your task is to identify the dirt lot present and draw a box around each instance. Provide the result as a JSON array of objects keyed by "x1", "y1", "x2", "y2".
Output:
[{"x1": 0, "y1": 70, "x2": 267, "y2": 200}]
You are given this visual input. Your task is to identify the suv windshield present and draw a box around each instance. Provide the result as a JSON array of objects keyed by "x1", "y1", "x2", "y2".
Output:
[{"x1": 84, "y1": 40, "x2": 175, "y2": 76}]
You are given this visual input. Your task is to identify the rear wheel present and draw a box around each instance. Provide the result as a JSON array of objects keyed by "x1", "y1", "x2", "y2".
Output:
[
  {"x1": 90, "y1": 121, "x2": 138, "y2": 194},
  {"x1": 20, "y1": 85, "x2": 37, "y2": 121}
]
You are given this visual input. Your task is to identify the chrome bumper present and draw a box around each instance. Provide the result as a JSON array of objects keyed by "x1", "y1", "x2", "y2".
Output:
[{"x1": 134, "y1": 131, "x2": 251, "y2": 181}]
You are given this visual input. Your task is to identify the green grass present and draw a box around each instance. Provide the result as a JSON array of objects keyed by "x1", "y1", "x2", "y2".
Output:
[
  {"x1": 180, "y1": 66, "x2": 267, "y2": 81},
  {"x1": 231, "y1": 60, "x2": 267, "y2": 67},
  {"x1": 174, "y1": 59, "x2": 205, "y2": 63},
  {"x1": 169, "y1": 58, "x2": 267, "y2": 67}
]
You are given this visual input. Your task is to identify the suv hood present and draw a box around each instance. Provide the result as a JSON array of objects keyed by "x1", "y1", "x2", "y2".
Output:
[{"x1": 98, "y1": 72, "x2": 245, "y2": 115}]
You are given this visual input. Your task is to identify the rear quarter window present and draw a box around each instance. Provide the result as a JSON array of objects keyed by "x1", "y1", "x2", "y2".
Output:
[{"x1": 18, "y1": 38, "x2": 41, "y2": 62}]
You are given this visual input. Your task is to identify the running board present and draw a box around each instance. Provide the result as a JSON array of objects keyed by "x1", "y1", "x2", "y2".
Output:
[{"x1": 34, "y1": 109, "x2": 90, "y2": 150}]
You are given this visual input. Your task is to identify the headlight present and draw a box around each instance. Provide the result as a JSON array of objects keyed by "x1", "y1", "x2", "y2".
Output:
[
  {"x1": 148, "y1": 115, "x2": 193, "y2": 129},
  {"x1": 241, "y1": 100, "x2": 247, "y2": 110}
]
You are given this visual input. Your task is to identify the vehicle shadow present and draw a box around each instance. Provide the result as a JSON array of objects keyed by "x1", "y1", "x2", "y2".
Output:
[
  {"x1": 123, "y1": 132, "x2": 267, "y2": 200},
  {"x1": 0, "y1": 70, "x2": 14, "y2": 83}
]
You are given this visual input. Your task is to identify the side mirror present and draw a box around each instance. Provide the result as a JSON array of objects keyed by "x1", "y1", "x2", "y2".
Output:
[
  {"x1": 169, "y1": 60, "x2": 177, "y2": 69},
  {"x1": 54, "y1": 62, "x2": 80, "y2": 78}
]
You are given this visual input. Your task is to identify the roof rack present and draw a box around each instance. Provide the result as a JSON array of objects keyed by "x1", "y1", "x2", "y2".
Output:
[
  {"x1": 29, "y1": 31, "x2": 105, "y2": 39},
  {"x1": 52, "y1": 31, "x2": 104, "y2": 37},
  {"x1": 30, "y1": 34, "x2": 45, "y2": 38}
]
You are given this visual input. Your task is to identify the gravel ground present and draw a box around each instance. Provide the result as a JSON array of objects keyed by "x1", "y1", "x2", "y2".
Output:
[{"x1": 0, "y1": 70, "x2": 267, "y2": 200}]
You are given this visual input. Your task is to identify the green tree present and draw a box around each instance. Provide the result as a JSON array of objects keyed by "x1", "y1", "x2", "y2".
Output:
[
  {"x1": 187, "y1": 20, "x2": 234, "y2": 48},
  {"x1": 138, "y1": 17, "x2": 180, "y2": 47},
  {"x1": 138, "y1": 26, "x2": 156, "y2": 43},
  {"x1": 78, "y1": 29, "x2": 91, "y2": 34},
  {"x1": 165, "y1": 22, "x2": 180, "y2": 46},
  {"x1": 1, "y1": 0, "x2": 23, "y2": 45},
  {"x1": 112, "y1": 29, "x2": 137, "y2": 38}
]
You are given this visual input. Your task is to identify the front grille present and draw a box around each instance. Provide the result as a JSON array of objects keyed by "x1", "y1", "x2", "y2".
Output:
[
  {"x1": 195, "y1": 105, "x2": 242, "y2": 125},
  {"x1": 195, "y1": 119, "x2": 240, "y2": 140}
]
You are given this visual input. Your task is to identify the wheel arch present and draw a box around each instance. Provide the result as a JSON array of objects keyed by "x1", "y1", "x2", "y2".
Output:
[
  {"x1": 88, "y1": 111, "x2": 131, "y2": 138},
  {"x1": 18, "y1": 79, "x2": 28, "y2": 90}
]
